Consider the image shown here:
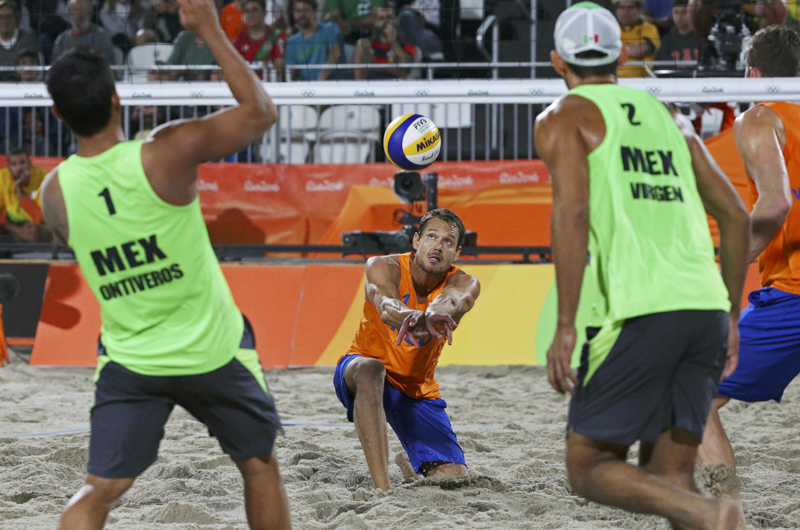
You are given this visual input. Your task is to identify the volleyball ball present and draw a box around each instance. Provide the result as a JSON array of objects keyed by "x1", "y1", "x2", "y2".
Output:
[{"x1": 383, "y1": 114, "x2": 441, "y2": 171}]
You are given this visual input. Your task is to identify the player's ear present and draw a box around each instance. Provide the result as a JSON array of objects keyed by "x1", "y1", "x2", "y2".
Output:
[
  {"x1": 111, "y1": 92, "x2": 121, "y2": 110},
  {"x1": 454, "y1": 246, "x2": 461, "y2": 262},
  {"x1": 746, "y1": 65, "x2": 762, "y2": 78},
  {"x1": 618, "y1": 45, "x2": 628, "y2": 67},
  {"x1": 551, "y1": 50, "x2": 568, "y2": 78},
  {"x1": 412, "y1": 231, "x2": 420, "y2": 250}
]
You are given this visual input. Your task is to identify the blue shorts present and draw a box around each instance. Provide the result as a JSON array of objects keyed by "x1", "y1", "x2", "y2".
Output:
[
  {"x1": 334, "y1": 353, "x2": 466, "y2": 474},
  {"x1": 718, "y1": 287, "x2": 800, "y2": 403}
]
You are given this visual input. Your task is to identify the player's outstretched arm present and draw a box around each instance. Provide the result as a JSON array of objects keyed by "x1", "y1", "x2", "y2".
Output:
[
  {"x1": 365, "y1": 256, "x2": 416, "y2": 328},
  {"x1": 425, "y1": 271, "x2": 480, "y2": 344},
  {"x1": 733, "y1": 106, "x2": 792, "y2": 264},
  {"x1": 535, "y1": 95, "x2": 595, "y2": 395},
  {"x1": 40, "y1": 169, "x2": 69, "y2": 245},
  {"x1": 142, "y1": 0, "x2": 278, "y2": 202}
]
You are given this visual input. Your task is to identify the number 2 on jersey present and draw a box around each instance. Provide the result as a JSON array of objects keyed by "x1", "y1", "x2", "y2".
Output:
[{"x1": 99, "y1": 188, "x2": 116, "y2": 215}]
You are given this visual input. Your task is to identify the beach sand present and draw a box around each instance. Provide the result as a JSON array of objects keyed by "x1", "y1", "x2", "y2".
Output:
[{"x1": 1, "y1": 362, "x2": 799, "y2": 529}]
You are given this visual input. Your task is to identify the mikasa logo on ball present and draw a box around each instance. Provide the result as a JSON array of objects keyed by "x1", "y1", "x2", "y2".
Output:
[{"x1": 416, "y1": 130, "x2": 440, "y2": 153}]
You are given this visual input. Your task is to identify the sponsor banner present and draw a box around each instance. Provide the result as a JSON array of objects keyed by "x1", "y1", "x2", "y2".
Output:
[{"x1": 29, "y1": 261, "x2": 762, "y2": 369}]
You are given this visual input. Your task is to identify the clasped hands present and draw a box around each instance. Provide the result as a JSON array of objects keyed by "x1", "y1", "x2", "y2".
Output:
[{"x1": 396, "y1": 310, "x2": 457, "y2": 347}]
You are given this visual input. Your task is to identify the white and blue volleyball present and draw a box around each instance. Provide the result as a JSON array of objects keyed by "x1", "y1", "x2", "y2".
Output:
[{"x1": 383, "y1": 114, "x2": 441, "y2": 171}]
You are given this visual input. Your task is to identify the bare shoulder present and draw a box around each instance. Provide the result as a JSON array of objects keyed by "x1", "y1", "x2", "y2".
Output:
[
  {"x1": 39, "y1": 167, "x2": 69, "y2": 243},
  {"x1": 734, "y1": 104, "x2": 784, "y2": 137},
  {"x1": 365, "y1": 254, "x2": 401, "y2": 282},
  {"x1": 535, "y1": 94, "x2": 604, "y2": 156},
  {"x1": 446, "y1": 268, "x2": 481, "y2": 294}
]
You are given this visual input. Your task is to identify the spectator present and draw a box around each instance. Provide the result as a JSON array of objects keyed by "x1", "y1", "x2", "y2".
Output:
[
  {"x1": 285, "y1": 0, "x2": 343, "y2": 80},
  {"x1": 167, "y1": 28, "x2": 215, "y2": 79},
  {"x1": 153, "y1": 0, "x2": 181, "y2": 42},
  {"x1": 397, "y1": 2, "x2": 443, "y2": 61},
  {"x1": 99, "y1": 0, "x2": 153, "y2": 52},
  {"x1": 233, "y1": 0, "x2": 287, "y2": 78},
  {"x1": 29, "y1": 0, "x2": 70, "y2": 62},
  {"x1": 642, "y1": 0, "x2": 672, "y2": 30},
  {"x1": 613, "y1": 0, "x2": 660, "y2": 77},
  {"x1": 51, "y1": 0, "x2": 117, "y2": 64},
  {"x1": 0, "y1": 51, "x2": 66, "y2": 155},
  {"x1": 16, "y1": 47, "x2": 41, "y2": 81},
  {"x1": 353, "y1": 7, "x2": 414, "y2": 79},
  {"x1": 0, "y1": 147, "x2": 51, "y2": 242},
  {"x1": 656, "y1": 0, "x2": 701, "y2": 66},
  {"x1": 326, "y1": 0, "x2": 385, "y2": 46},
  {"x1": 135, "y1": 27, "x2": 157, "y2": 45},
  {"x1": 757, "y1": 0, "x2": 790, "y2": 29},
  {"x1": 221, "y1": 0, "x2": 247, "y2": 40},
  {"x1": 0, "y1": 0, "x2": 40, "y2": 81}
]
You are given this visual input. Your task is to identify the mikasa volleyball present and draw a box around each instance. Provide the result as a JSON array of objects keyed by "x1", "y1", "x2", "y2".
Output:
[{"x1": 383, "y1": 114, "x2": 441, "y2": 170}]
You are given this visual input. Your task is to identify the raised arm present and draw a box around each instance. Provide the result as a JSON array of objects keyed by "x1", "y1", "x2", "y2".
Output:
[
  {"x1": 674, "y1": 111, "x2": 750, "y2": 379},
  {"x1": 733, "y1": 106, "x2": 792, "y2": 264},
  {"x1": 141, "y1": 0, "x2": 278, "y2": 204},
  {"x1": 534, "y1": 95, "x2": 598, "y2": 395}
]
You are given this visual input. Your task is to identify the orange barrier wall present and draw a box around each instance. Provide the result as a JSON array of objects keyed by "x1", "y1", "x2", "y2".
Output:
[{"x1": 31, "y1": 261, "x2": 761, "y2": 369}]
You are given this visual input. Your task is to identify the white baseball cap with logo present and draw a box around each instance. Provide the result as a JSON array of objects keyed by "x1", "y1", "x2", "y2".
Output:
[{"x1": 554, "y1": 2, "x2": 623, "y2": 66}]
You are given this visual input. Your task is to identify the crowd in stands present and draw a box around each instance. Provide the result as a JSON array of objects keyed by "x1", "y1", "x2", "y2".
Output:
[{"x1": 0, "y1": 0, "x2": 793, "y2": 83}]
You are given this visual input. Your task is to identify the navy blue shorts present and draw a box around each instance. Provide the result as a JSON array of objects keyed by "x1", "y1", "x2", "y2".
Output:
[
  {"x1": 89, "y1": 318, "x2": 282, "y2": 479},
  {"x1": 718, "y1": 287, "x2": 800, "y2": 403},
  {"x1": 334, "y1": 353, "x2": 466, "y2": 474}
]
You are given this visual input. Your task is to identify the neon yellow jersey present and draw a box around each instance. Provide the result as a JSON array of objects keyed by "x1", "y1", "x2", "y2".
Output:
[
  {"x1": 567, "y1": 83, "x2": 730, "y2": 324},
  {"x1": 59, "y1": 140, "x2": 243, "y2": 376}
]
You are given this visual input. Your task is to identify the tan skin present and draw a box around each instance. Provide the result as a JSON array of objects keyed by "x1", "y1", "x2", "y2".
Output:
[
  {"x1": 3, "y1": 153, "x2": 51, "y2": 243},
  {"x1": 40, "y1": 0, "x2": 289, "y2": 529},
  {"x1": 343, "y1": 218, "x2": 480, "y2": 490},
  {"x1": 0, "y1": 4, "x2": 17, "y2": 41},
  {"x1": 698, "y1": 64, "x2": 793, "y2": 530},
  {"x1": 353, "y1": 7, "x2": 412, "y2": 80},
  {"x1": 534, "y1": 49, "x2": 750, "y2": 530}
]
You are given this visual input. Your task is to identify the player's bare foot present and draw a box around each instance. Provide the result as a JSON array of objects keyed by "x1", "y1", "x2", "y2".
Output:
[
  {"x1": 394, "y1": 452, "x2": 420, "y2": 482},
  {"x1": 711, "y1": 498, "x2": 744, "y2": 530}
]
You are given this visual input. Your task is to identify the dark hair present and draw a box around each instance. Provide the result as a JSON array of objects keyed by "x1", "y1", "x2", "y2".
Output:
[
  {"x1": 746, "y1": 25, "x2": 800, "y2": 78},
  {"x1": 46, "y1": 48, "x2": 116, "y2": 137},
  {"x1": 8, "y1": 146, "x2": 27, "y2": 157},
  {"x1": 672, "y1": 0, "x2": 689, "y2": 6},
  {"x1": 294, "y1": 0, "x2": 317, "y2": 11},
  {"x1": 418, "y1": 208, "x2": 467, "y2": 247},
  {"x1": 16, "y1": 48, "x2": 39, "y2": 65},
  {"x1": 244, "y1": 0, "x2": 266, "y2": 11},
  {"x1": 565, "y1": 50, "x2": 619, "y2": 77}
]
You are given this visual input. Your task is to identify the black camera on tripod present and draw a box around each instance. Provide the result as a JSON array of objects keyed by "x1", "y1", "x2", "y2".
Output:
[{"x1": 701, "y1": 0, "x2": 752, "y2": 73}]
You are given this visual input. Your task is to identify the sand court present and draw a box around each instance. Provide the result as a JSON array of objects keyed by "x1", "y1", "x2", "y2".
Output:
[{"x1": 2, "y1": 362, "x2": 799, "y2": 530}]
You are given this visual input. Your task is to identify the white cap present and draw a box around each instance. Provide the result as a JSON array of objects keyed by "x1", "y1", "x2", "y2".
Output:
[{"x1": 554, "y1": 2, "x2": 623, "y2": 66}]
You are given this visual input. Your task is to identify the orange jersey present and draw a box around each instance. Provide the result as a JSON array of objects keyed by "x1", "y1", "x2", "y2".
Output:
[
  {"x1": 750, "y1": 101, "x2": 800, "y2": 294},
  {"x1": 345, "y1": 253, "x2": 459, "y2": 400}
]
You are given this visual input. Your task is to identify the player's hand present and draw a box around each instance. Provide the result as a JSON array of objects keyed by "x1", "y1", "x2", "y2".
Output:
[
  {"x1": 425, "y1": 312, "x2": 457, "y2": 345},
  {"x1": 721, "y1": 315, "x2": 740, "y2": 380},
  {"x1": 547, "y1": 324, "x2": 578, "y2": 395},
  {"x1": 176, "y1": 0, "x2": 220, "y2": 39},
  {"x1": 397, "y1": 310, "x2": 425, "y2": 347}
]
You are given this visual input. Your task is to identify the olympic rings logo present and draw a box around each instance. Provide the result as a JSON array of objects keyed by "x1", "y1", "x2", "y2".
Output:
[
  {"x1": 529, "y1": 88, "x2": 544, "y2": 95},
  {"x1": 414, "y1": 89, "x2": 429, "y2": 96},
  {"x1": 189, "y1": 91, "x2": 204, "y2": 98},
  {"x1": 766, "y1": 85, "x2": 781, "y2": 94},
  {"x1": 301, "y1": 90, "x2": 315, "y2": 97},
  {"x1": 646, "y1": 86, "x2": 662, "y2": 94}
]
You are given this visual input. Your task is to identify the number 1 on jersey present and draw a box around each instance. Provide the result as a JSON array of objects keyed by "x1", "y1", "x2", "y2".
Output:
[{"x1": 99, "y1": 188, "x2": 116, "y2": 215}]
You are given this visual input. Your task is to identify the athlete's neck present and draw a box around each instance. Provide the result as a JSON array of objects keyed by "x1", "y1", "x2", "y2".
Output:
[
  {"x1": 75, "y1": 126, "x2": 127, "y2": 158},
  {"x1": 409, "y1": 257, "x2": 446, "y2": 299},
  {"x1": 565, "y1": 74, "x2": 617, "y2": 91}
]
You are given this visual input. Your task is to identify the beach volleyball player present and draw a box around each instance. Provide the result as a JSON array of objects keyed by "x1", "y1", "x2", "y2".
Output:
[
  {"x1": 333, "y1": 209, "x2": 480, "y2": 490},
  {"x1": 698, "y1": 26, "x2": 800, "y2": 529},
  {"x1": 38, "y1": 0, "x2": 290, "y2": 528},
  {"x1": 536, "y1": 3, "x2": 750, "y2": 529}
]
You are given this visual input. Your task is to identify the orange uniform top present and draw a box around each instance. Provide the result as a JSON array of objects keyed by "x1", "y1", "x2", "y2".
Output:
[
  {"x1": 346, "y1": 253, "x2": 458, "y2": 400},
  {"x1": 221, "y1": 2, "x2": 247, "y2": 42},
  {"x1": 750, "y1": 101, "x2": 800, "y2": 294}
]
